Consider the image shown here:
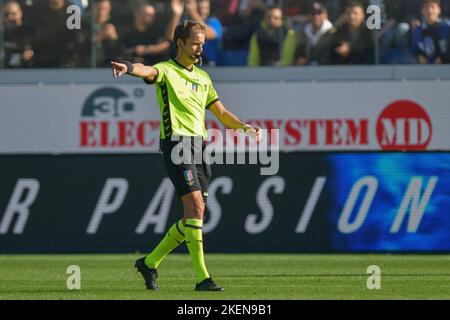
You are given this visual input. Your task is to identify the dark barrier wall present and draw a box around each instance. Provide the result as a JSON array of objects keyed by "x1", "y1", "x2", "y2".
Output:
[{"x1": 0, "y1": 153, "x2": 449, "y2": 253}]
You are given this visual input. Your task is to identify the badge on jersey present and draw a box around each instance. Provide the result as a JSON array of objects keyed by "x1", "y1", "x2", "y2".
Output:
[{"x1": 183, "y1": 170, "x2": 195, "y2": 186}]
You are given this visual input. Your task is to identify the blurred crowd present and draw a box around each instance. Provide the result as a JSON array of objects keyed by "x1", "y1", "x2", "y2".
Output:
[{"x1": 1, "y1": 0, "x2": 450, "y2": 68}]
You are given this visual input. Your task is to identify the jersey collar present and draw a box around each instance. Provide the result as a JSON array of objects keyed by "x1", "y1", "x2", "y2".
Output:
[{"x1": 172, "y1": 58, "x2": 194, "y2": 72}]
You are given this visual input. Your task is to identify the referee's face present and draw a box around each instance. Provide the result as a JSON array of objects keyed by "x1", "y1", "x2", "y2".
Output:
[{"x1": 181, "y1": 31, "x2": 205, "y2": 64}]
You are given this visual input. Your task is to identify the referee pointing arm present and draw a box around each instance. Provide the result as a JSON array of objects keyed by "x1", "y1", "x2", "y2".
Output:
[{"x1": 111, "y1": 20, "x2": 261, "y2": 292}]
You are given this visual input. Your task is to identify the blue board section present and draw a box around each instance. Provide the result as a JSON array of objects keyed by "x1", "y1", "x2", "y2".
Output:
[{"x1": 328, "y1": 153, "x2": 450, "y2": 251}]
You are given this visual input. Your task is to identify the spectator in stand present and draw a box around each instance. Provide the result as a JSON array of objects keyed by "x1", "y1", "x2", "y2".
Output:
[
  {"x1": 412, "y1": 0, "x2": 450, "y2": 64},
  {"x1": 2, "y1": 0, "x2": 34, "y2": 68},
  {"x1": 13, "y1": 0, "x2": 43, "y2": 30},
  {"x1": 214, "y1": 0, "x2": 241, "y2": 26},
  {"x1": 247, "y1": 5, "x2": 297, "y2": 66},
  {"x1": 280, "y1": 0, "x2": 311, "y2": 30},
  {"x1": 92, "y1": 0, "x2": 124, "y2": 67},
  {"x1": 373, "y1": 0, "x2": 416, "y2": 64},
  {"x1": 295, "y1": 1, "x2": 335, "y2": 65},
  {"x1": 319, "y1": 0, "x2": 346, "y2": 22},
  {"x1": 325, "y1": 0, "x2": 369, "y2": 28},
  {"x1": 32, "y1": 0, "x2": 78, "y2": 67},
  {"x1": 241, "y1": 0, "x2": 271, "y2": 31},
  {"x1": 406, "y1": 0, "x2": 450, "y2": 27},
  {"x1": 122, "y1": 3, "x2": 170, "y2": 65},
  {"x1": 222, "y1": 0, "x2": 267, "y2": 51},
  {"x1": 331, "y1": 1, "x2": 375, "y2": 64},
  {"x1": 185, "y1": 0, "x2": 223, "y2": 66},
  {"x1": 98, "y1": 0, "x2": 112, "y2": 22}
]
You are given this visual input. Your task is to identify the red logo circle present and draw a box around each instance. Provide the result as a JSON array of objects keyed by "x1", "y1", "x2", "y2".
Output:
[{"x1": 376, "y1": 100, "x2": 432, "y2": 151}]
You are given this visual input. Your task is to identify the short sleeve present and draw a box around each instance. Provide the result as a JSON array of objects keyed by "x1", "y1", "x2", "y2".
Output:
[
  {"x1": 143, "y1": 64, "x2": 165, "y2": 85},
  {"x1": 205, "y1": 82, "x2": 219, "y2": 110}
]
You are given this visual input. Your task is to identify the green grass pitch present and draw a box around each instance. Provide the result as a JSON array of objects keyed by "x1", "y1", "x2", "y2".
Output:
[{"x1": 0, "y1": 254, "x2": 449, "y2": 300}]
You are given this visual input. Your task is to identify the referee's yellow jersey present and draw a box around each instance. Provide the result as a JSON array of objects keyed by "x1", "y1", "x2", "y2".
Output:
[{"x1": 145, "y1": 59, "x2": 219, "y2": 140}]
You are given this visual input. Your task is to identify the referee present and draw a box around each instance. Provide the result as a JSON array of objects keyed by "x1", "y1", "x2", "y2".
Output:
[{"x1": 111, "y1": 20, "x2": 262, "y2": 292}]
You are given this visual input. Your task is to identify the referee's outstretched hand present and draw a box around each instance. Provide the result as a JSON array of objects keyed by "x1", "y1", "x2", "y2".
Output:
[
  {"x1": 254, "y1": 126, "x2": 263, "y2": 142},
  {"x1": 111, "y1": 61, "x2": 128, "y2": 78},
  {"x1": 242, "y1": 124, "x2": 263, "y2": 142}
]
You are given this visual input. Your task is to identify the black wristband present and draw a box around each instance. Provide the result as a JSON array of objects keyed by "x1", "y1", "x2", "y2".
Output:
[{"x1": 113, "y1": 57, "x2": 134, "y2": 74}]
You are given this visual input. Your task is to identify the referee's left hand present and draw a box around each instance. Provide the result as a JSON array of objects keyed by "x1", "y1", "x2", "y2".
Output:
[
  {"x1": 254, "y1": 126, "x2": 262, "y2": 142},
  {"x1": 243, "y1": 124, "x2": 262, "y2": 142}
]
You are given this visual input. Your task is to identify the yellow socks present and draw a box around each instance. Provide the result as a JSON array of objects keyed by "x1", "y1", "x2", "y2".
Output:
[
  {"x1": 184, "y1": 218, "x2": 210, "y2": 283},
  {"x1": 145, "y1": 219, "x2": 185, "y2": 269}
]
